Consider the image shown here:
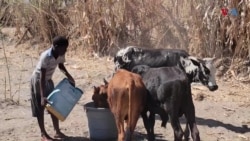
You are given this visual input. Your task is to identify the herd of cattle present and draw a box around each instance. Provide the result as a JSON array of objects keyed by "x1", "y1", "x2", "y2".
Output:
[{"x1": 92, "y1": 46, "x2": 219, "y2": 141}]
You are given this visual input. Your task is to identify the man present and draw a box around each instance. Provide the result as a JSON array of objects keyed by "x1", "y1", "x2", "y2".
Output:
[{"x1": 30, "y1": 36, "x2": 75, "y2": 141}]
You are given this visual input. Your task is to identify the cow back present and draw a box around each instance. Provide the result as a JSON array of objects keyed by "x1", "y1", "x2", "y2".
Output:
[
  {"x1": 107, "y1": 69, "x2": 147, "y2": 115},
  {"x1": 132, "y1": 66, "x2": 189, "y2": 102},
  {"x1": 136, "y1": 66, "x2": 187, "y2": 83},
  {"x1": 114, "y1": 46, "x2": 189, "y2": 70}
]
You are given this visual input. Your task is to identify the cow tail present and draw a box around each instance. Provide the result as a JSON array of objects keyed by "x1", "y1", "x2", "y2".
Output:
[{"x1": 128, "y1": 81, "x2": 133, "y2": 134}]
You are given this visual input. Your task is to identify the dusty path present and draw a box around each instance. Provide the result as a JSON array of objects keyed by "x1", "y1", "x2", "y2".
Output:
[{"x1": 0, "y1": 36, "x2": 249, "y2": 141}]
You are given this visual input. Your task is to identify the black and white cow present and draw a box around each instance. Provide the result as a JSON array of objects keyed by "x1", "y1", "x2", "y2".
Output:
[
  {"x1": 114, "y1": 46, "x2": 218, "y2": 91},
  {"x1": 114, "y1": 46, "x2": 189, "y2": 70},
  {"x1": 131, "y1": 56, "x2": 210, "y2": 141}
]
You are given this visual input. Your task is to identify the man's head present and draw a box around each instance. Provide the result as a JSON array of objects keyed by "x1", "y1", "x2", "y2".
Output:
[{"x1": 52, "y1": 36, "x2": 69, "y2": 56}]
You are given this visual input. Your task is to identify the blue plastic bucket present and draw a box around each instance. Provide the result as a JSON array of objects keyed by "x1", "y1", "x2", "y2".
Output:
[
  {"x1": 84, "y1": 102, "x2": 118, "y2": 141},
  {"x1": 46, "y1": 78, "x2": 83, "y2": 121}
]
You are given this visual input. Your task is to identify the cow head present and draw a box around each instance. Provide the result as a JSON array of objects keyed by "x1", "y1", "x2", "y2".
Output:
[
  {"x1": 131, "y1": 65, "x2": 150, "y2": 76},
  {"x1": 92, "y1": 80, "x2": 109, "y2": 108},
  {"x1": 114, "y1": 46, "x2": 142, "y2": 71},
  {"x1": 202, "y1": 57, "x2": 218, "y2": 90},
  {"x1": 180, "y1": 56, "x2": 218, "y2": 91}
]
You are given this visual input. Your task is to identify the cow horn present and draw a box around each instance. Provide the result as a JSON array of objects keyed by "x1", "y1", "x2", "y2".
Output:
[
  {"x1": 103, "y1": 78, "x2": 108, "y2": 85},
  {"x1": 203, "y1": 57, "x2": 216, "y2": 64}
]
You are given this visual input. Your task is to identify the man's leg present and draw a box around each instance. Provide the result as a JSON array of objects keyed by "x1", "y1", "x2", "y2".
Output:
[
  {"x1": 37, "y1": 109, "x2": 53, "y2": 141},
  {"x1": 50, "y1": 113, "x2": 67, "y2": 139},
  {"x1": 31, "y1": 76, "x2": 53, "y2": 141}
]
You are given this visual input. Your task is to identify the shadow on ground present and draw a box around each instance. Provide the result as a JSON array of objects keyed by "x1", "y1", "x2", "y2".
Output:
[
  {"x1": 196, "y1": 117, "x2": 250, "y2": 134},
  {"x1": 63, "y1": 136, "x2": 90, "y2": 141},
  {"x1": 60, "y1": 116, "x2": 249, "y2": 141},
  {"x1": 178, "y1": 116, "x2": 249, "y2": 134},
  {"x1": 133, "y1": 131, "x2": 168, "y2": 141}
]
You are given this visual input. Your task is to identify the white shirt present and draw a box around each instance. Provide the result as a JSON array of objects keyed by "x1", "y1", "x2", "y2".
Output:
[{"x1": 33, "y1": 47, "x2": 65, "y2": 80}]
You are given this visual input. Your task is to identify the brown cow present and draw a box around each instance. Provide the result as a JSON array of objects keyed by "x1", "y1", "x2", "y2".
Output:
[{"x1": 92, "y1": 69, "x2": 147, "y2": 141}]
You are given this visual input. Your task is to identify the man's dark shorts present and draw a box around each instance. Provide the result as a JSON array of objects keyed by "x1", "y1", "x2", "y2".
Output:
[{"x1": 30, "y1": 73, "x2": 54, "y2": 117}]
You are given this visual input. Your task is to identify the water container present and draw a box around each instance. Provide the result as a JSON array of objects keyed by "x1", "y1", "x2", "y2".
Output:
[
  {"x1": 46, "y1": 78, "x2": 83, "y2": 121},
  {"x1": 84, "y1": 102, "x2": 118, "y2": 141}
]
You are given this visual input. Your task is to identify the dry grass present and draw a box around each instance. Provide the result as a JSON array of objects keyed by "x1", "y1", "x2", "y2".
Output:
[
  {"x1": 1, "y1": 33, "x2": 12, "y2": 100},
  {"x1": 0, "y1": 0, "x2": 249, "y2": 79}
]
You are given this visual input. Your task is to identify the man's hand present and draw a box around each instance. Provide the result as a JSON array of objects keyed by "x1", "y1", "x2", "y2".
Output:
[
  {"x1": 68, "y1": 76, "x2": 75, "y2": 87},
  {"x1": 41, "y1": 97, "x2": 48, "y2": 106},
  {"x1": 58, "y1": 63, "x2": 75, "y2": 86}
]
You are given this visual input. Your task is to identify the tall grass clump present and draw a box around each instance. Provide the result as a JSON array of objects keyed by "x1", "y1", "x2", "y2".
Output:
[
  {"x1": 0, "y1": 0, "x2": 249, "y2": 79},
  {"x1": 1, "y1": 0, "x2": 70, "y2": 43},
  {"x1": 188, "y1": 0, "x2": 250, "y2": 80}
]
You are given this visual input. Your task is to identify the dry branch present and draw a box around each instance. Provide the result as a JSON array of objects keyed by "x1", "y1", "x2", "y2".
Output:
[{"x1": 1, "y1": 35, "x2": 12, "y2": 100}]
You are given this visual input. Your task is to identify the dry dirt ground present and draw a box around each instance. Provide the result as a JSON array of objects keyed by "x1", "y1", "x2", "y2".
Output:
[{"x1": 0, "y1": 29, "x2": 250, "y2": 141}]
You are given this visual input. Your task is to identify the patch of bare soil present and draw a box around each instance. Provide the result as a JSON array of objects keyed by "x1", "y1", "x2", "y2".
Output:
[{"x1": 0, "y1": 34, "x2": 249, "y2": 141}]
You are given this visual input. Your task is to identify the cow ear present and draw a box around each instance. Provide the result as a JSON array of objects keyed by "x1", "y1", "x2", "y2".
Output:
[
  {"x1": 203, "y1": 57, "x2": 216, "y2": 64},
  {"x1": 189, "y1": 57, "x2": 200, "y2": 66},
  {"x1": 131, "y1": 67, "x2": 138, "y2": 73},
  {"x1": 103, "y1": 78, "x2": 108, "y2": 85},
  {"x1": 92, "y1": 86, "x2": 97, "y2": 100},
  {"x1": 92, "y1": 93, "x2": 96, "y2": 100},
  {"x1": 93, "y1": 86, "x2": 98, "y2": 92},
  {"x1": 180, "y1": 56, "x2": 188, "y2": 67},
  {"x1": 113, "y1": 56, "x2": 117, "y2": 63},
  {"x1": 211, "y1": 57, "x2": 216, "y2": 64}
]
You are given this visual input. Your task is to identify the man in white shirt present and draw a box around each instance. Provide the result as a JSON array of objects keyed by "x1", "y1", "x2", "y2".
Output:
[{"x1": 30, "y1": 36, "x2": 75, "y2": 141}]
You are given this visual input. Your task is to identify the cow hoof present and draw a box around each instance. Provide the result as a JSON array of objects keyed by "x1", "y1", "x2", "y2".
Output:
[{"x1": 148, "y1": 136, "x2": 155, "y2": 141}]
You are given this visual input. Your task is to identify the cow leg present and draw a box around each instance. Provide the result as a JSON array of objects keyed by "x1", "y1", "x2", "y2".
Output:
[
  {"x1": 125, "y1": 117, "x2": 132, "y2": 141},
  {"x1": 117, "y1": 123, "x2": 125, "y2": 141},
  {"x1": 184, "y1": 101, "x2": 200, "y2": 141},
  {"x1": 148, "y1": 112, "x2": 156, "y2": 140},
  {"x1": 115, "y1": 115, "x2": 125, "y2": 141},
  {"x1": 154, "y1": 107, "x2": 168, "y2": 128},
  {"x1": 184, "y1": 122, "x2": 190, "y2": 141},
  {"x1": 125, "y1": 111, "x2": 141, "y2": 141},
  {"x1": 141, "y1": 112, "x2": 151, "y2": 140},
  {"x1": 141, "y1": 111, "x2": 155, "y2": 141},
  {"x1": 169, "y1": 112, "x2": 183, "y2": 141}
]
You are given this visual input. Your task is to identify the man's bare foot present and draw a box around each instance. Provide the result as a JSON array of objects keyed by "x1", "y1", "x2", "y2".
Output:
[
  {"x1": 41, "y1": 134, "x2": 53, "y2": 141},
  {"x1": 54, "y1": 131, "x2": 67, "y2": 139}
]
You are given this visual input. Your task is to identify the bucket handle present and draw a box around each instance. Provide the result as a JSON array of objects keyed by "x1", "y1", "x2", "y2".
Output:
[{"x1": 47, "y1": 100, "x2": 53, "y2": 105}]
